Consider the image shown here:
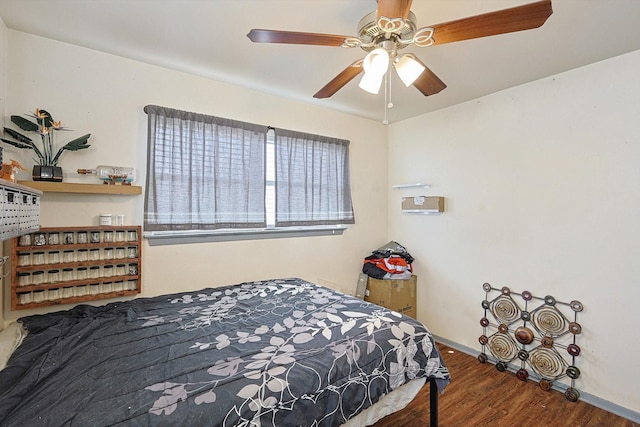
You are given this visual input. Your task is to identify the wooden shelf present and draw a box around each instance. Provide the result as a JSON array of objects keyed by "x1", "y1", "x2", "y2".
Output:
[
  {"x1": 10, "y1": 226, "x2": 142, "y2": 310},
  {"x1": 15, "y1": 289, "x2": 139, "y2": 310},
  {"x1": 18, "y1": 181, "x2": 142, "y2": 195}
]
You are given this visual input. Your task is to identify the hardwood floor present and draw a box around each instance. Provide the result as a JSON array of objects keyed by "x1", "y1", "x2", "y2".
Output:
[{"x1": 372, "y1": 344, "x2": 639, "y2": 427}]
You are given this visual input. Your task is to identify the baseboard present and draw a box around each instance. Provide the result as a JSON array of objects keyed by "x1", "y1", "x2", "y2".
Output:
[{"x1": 433, "y1": 335, "x2": 640, "y2": 424}]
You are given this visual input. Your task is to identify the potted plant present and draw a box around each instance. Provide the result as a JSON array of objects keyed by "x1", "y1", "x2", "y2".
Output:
[{"x1": 1, "y1": 108, "x2": 91, "y2": 182}]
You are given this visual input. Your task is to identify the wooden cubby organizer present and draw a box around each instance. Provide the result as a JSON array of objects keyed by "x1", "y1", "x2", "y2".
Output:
[{"x1": 10, "y1": 225, "x2": 142, "y2": 310}]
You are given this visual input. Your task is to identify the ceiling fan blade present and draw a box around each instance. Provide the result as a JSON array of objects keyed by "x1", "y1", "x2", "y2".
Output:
[
  {"x1": 411, "y1": 58, "x2": 447, "y2": 96},
  {"x1": 313, "y1": 60, "x2": 364, "y2": 99},
  {"x1": 247, "y1": 29, "x2": 353, "y2": 47},
  {"x1": 429, "y1": 0, "x2": 553, "y2": 45},
  {"x1": 377, "y1": 0, "x2": 413, "y2": 21}
]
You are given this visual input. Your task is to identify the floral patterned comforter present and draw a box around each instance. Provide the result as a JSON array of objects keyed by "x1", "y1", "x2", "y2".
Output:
[{"x1": 0, "y1": 278, "x2": 450, "y2": 426}]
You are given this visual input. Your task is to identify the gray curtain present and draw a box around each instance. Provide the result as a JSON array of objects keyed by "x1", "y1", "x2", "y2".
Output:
[
  {"x1": 144, "y1": 105, "x2": 266, "y2": 231},
  {"x1": 275, "y1": 129, "x2": 355, "y2": 226}
]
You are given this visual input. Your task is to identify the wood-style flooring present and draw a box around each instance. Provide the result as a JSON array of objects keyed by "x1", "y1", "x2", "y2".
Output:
[{"x1": 372, "y1": 344, "x2": 639, "y2": 427}]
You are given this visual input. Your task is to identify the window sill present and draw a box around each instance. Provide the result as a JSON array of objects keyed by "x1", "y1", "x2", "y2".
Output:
[{"x1": 144, "y1": 226, "x2": 347, "y2": 245}]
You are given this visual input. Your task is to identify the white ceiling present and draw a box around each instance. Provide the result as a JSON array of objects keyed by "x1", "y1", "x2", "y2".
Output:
[{"x1": 1, "y1": 0, "x2": 640, "y2": 124}]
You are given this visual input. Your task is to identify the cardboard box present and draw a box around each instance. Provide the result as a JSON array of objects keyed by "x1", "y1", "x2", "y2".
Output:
[
  {"x1": 401, "y1": 196, "x2": 444, "y2": 213},
  {"x1": 365, "y1": 275, "x2": 417, "y2": 318}
]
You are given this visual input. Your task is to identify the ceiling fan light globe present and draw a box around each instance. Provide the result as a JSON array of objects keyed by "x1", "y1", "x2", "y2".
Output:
[
  {"x1": 362, "y1": 47, "x2": 390, "y2": 76},
  {"x1": 358, "y1": 72, "x2": 383, "y2": 94},
  {"x1": 395, "y1": 54, "x2": 426, "y2": 87}
]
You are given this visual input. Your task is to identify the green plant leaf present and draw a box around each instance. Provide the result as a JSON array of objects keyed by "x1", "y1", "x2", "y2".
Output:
[
  {"x1": 0, "y1": 138, "x2": 31, "y2": 149},
  {"x1": 3, "y1": 127, "x2": 33, "y2": 143},
  {"x1": 63, "y1": 134, "x2": 91, "y2": 151},
  {"x1": 10, "y1": 116, "x2": 39, "y2": 132},
  {"x1": 50, "y1": 134, "x2": 92, "y2": 165}
]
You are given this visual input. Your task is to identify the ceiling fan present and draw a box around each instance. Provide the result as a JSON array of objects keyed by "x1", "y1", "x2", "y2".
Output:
[{"x1": 247, "y1": 0, "x2": 553, "y2": 99}]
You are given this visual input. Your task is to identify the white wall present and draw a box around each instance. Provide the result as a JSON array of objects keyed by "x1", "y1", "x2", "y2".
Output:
[
  {"x1": 388, "y1": 50, "x2": 640, "y2": 414},
  {"x1": 2, "y1": 30, "x2": 389, "y2": 322}
]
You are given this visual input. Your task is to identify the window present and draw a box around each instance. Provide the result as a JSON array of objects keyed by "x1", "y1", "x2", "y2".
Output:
[
  {"x1": 143, "y1": 105, "x2": 354, "y2": 243},
  {"x1": 274, "y1": 128, "x2": 355, "y2": 227}
]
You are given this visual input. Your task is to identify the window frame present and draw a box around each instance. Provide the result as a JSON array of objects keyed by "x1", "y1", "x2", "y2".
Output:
[{"x1": 143, "y1": 107, "x2": 353, "y2": 245}]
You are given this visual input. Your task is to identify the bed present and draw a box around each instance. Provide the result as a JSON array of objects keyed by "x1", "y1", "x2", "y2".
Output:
[{"x1": 0, "y1": 277, "x2": 450, "y2": 426}]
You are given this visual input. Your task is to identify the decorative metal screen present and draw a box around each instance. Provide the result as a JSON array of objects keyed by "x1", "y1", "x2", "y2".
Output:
[{"x1": 478, "y1": 283, "x2": 583, "y2": 402}]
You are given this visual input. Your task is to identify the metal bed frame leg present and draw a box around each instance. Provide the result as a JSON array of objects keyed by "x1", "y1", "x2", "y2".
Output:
[{"x1": 430, "y1": 377, "x2": 438, "y2": 427}]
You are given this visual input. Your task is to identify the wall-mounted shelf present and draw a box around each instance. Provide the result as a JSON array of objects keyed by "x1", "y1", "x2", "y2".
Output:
[
  {"x1": 392, "y1": 183, "x2": 431, "y2": 189},
  {"x1": 10, "y1": 225, "x2": 142, "y2": 310},
  {"x1": 18, "y1": 181, "x2": 142, "y2": 195},
  {"x1": 402, "y1": 196, "x2": 445, "y2": 214}
]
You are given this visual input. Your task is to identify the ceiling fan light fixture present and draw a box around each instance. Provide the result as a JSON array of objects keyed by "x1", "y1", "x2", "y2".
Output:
[
  {"x1": 394, "y1": 54, "x2": 426, "y2": 87},
  {"x1": 362, "y1": 47, "x2": 390, "y2": 76},
  {"x1": 358, "y1": 71, "x2": 384, "y2": 94}
]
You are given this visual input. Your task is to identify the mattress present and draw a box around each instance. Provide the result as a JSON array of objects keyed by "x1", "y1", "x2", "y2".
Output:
[{"x1": 0, "y1": 277, "x2": 449, "y2": 426}]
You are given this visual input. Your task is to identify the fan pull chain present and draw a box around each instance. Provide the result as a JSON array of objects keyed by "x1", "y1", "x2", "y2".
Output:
[{"x1": 383, "y1": 71, "x2": 392, "y2": 125}]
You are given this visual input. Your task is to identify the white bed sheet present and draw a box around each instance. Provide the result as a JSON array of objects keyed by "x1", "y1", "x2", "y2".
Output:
[{"x1": 0, "y1": 322, "x2": 26, "y2": 372}]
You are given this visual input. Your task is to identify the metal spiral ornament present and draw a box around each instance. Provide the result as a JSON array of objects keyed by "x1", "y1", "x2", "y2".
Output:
[
  {"x1": 514, "y1": 326, "x2": 534, "y2": 345},
  {"x1": 490, "y1": 296, "x2": 521, "y2": 324},
  {"x1": 529, "y1": 347, "x2": 567, "y2": 380},
  {"x1": 479, "y1": 284, "x2": 583, "y2": 402},
  {"x1": 565, "y1": 388, "x2": 581, "y2": 402},
  {"x1": 532, "y1": 307, "x2": 566, "y2": 336},
  {"x1": 488, "y1": 333, "x2": 518, "y2": 362}
]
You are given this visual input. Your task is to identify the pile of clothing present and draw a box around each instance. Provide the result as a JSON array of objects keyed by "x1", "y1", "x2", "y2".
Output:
[{"x1": 362, "y1": 241, "x2": 414, "y2": 280}]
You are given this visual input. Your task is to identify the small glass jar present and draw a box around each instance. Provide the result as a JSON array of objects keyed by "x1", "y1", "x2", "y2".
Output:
[
  {"x1": 76, "y1": 267, "x2": 88, "y2": 280},
  {"x1": 89, "y1": 248, "x2": 100, "y2": 261},
  {"x1": 32, "y1": 290, "x2": 46, "y2": 303},
  {"x1": 18, "y1": 272, "x2": 31, "y2": 286},
  {"x1": 47, "y1": 233, "x2": 60, "y2": 245},
  {"x1": 48, "y1": 269, "x2": 60, "y2": 283},
  {"x1": 63, "y1": 250, "x2": 75, "y2": 263},
  {"x1": 102, "y1": 282, "x2": 113, "y2": 293},
  {"x1": 33, "y1": 233, "x2": 46, "y2": 246},
  {"x1": 89, "y1": 284, "x2": 101, "y2": 295},
  {"x1": 127, "y1": 230, "x2": 137, "y2": 242},
  {"x1": 48, "y1": 250, "x2": 60, "y2": 264},
  {"x1": 115, "y1": 247, "x2": 126, "y2": 259},
  {"x1": 62, "y1": 287, "x2": 74, "y2": 298},
  {"x1": 115, "y1": 264, "x2": 126, "y2": 276},
  {"x1": 115, "y1": 230, "x2": 126, "y2": 242},
  {"x1": 32, "y1": 251, "x2": 45, "y2": 265},
  {"x1": 75, "y1": 285, "x2": 87, "y2": 296},
  {"x1": 31, "y1": 270, "x2": 45, "y2": 285},
  {"x1": 126, "y1": 279, "x2": 137, "y2": 290},
  {"x1": 64, "y1": 232, "x2": 75, "y2": 244},
  {"x1": 77, "y1": 249, "x2": 88, "y2": 262},
  {"x1": 127, "y1": 247, "x2": 137, "y2": 259},
  {"x1": 128, "y1": 264, "x2": 138, "y2": 275},
  {"x1": 89, "y1": 266, "x2": 101, "y2": 279},
  {"x1": 103, "y1": 265, "x2": 114, "y2": 277},
  {"x1": 18, "y1": 253, "x2": 31, "y2": 266},
  {"x1": 62, "y1": 268, "x2": 74, "y2": 281},
  {"x1": 48, "y1": 288, "x2": 61, "y2": 300},
  {"x1": 19, "y1": 292, "x2": 33, "y2": 305},
  {"x1": 103, "y1": 247, "x2": 114, "y2": 260},
  {"x1": 77, "y1": 231, "x2": 88, "y2": 244},
  {"x1": 103, "y1": 230, "x2": 114, "y2": 243},
  {"x1": 90, "y1": 231, "x2": 101, "y2": 243},
  {"x1": 19, "y1": 234, "x2": 32, "y2": 246}
]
